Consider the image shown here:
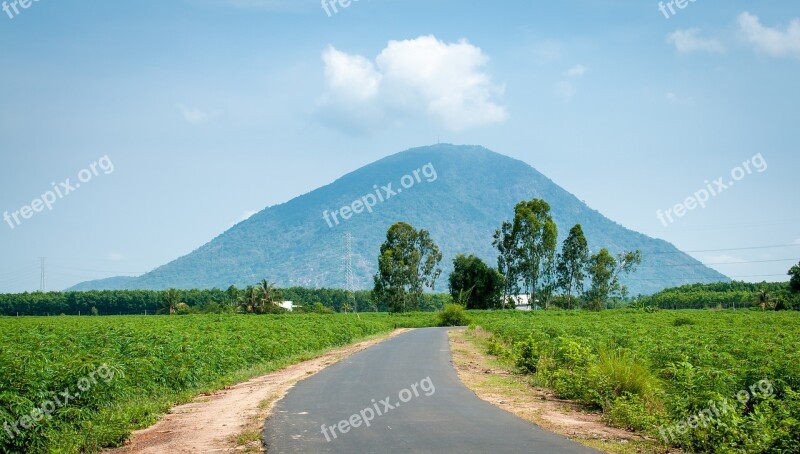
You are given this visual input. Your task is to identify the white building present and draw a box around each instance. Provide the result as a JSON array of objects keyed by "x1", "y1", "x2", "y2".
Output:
[{"x1": 506, "y1": 295, "x2": 540, "y2": 311}]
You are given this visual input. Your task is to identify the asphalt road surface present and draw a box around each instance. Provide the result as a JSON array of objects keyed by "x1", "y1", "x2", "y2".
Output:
[{"x1": 263, "y1": 327, "x2": 600, "y2": 453}]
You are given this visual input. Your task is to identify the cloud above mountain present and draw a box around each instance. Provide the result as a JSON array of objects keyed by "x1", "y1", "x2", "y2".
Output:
[
  {"x1": 317, "y1": 35, "x2": 508, "y2": 133},
  {"x1": 668, "y1": 29, "x2": 726, "y2": 54},
  {"x1": 738, "y1": 12, "x2": 800, "y2": 59}
]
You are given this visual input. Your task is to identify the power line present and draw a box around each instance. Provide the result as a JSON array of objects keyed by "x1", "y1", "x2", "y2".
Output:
[
  {"x1": 640, "y1": 243, "x2": 800, "y2": 255},
  {"x1": 47, "y1": 264, "x2": 144, "y2": 275},
  {"x1": 638, "y1": 257, "x2": 799, "y2": 268},
  {"x1": 39, "y1": 257, "x2": 46, "y2": 292}
]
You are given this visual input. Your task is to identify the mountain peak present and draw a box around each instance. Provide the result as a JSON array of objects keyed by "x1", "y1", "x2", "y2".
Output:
[{"x1": 70, "y1": 144, "x2": 728, "y2": 294}]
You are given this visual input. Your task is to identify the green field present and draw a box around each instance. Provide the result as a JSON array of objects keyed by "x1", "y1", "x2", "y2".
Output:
[
  {"x1": 471, "y1": 310, "x2": 800, "y2": 453},
  {"x1": 0, "y1": 313, "x2": 436, "y2": 453},
  {"x1": 3, "y1": 309, "x2": 798, "y2": 453}
]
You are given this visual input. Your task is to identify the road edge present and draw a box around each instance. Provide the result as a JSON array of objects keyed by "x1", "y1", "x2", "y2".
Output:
[{"x1": 447, "y1": 327, "x2": 672, "y2": 454}]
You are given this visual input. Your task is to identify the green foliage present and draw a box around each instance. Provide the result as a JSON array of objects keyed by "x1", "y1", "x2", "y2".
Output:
[
  {"x1": 586, "y1": 249, "x2": 616, "y2": 310},
  {"x1": 492, "y1": 220, "x2": 520, "y2": 308},
  {"x1": 555, "y1": 224, "x2": 589, "y2": 309},
  {"x1": 504, "y1": 199, "x2": 559, "y2": 304},
  {"x1": 0, "y1": 287, "x2": 438, "y2": 316},
  {"x1": 437, "y1": 304, "x2": 470, "y2": 327},
  {"x1": 472, "y1": 310, "x2": 800, "y2": 452},
  {"x1": 372, "y1": 222, "x2": 443, "y2": 313},
  {"x1": 789, "y1": 261, "x2": 800, "y2": 293},
  {"x1": 0, "y1": 313, "x2": 437, "y2": 452},
  {"x1": 585, "y1": 249, "x2": 642, "y2": 310},
  {"x1": 448, "y1": 254, "x2": 504, "y2": 309},
  {"x1": 0, "y1": 289, "x2": 234, "y2": 316},
  {"x1": 306, "y1": 302, "x2": 335, "y2": 314},
  {"x1": 672, "y1": 316, "x2": 695, "y2": 326},
  {"x1": 592, "y1": 348, "x2": 658, "y2": 403},
  {"x1": 601, "y1": 393, "x2": 657, "y2": 432},
  {"x1": 161, "y1": 289, "x2": 181, "y2": 315},
  {"x1": 637, "y1": 281, "x2": 799, "y2": 310}
]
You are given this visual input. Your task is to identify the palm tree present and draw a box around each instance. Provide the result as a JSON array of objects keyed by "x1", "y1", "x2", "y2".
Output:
[
  {"x1": 162, "y1": 289, "x2": 181, "y2": 315},
  {"x1": 756, "y1": 290, "x2": 773, "y2": 311},
  {"x1": 226, "y1": 285, "x2": 240, "y2": 311},
  {"x1": 239, "y1": 286, "x2": 260, "y2": 314},
  {"x1": 258, "y1": 280, "x2": 281, "y2": 314}
]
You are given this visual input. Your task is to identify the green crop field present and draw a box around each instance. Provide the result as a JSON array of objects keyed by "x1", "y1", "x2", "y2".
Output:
[
  {"x1": 0, "y1": 313, "x2": 436, "y2": 453},
  {"x1": 471, "y1": 310, "x2": 800, "y2": 453}
]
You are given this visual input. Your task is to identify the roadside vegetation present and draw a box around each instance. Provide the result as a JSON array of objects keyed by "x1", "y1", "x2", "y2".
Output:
[
  {"x1": 0, "y1": 313, "x2": 436, "y2": 453},
  {"x1": 469, "y1": 310, "x2": 800, "y2": 453},
  {"x1": 2, "y1": 199, "x2": 798, "y2": 453}
]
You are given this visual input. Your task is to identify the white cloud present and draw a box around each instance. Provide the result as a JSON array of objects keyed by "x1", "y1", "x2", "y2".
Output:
[
  {"x1": 318, "y1": 35, "x2": 508, "y2": 133},
  {"x1": 668, "y1": 29, "x2": 725, "y2": 54},
  {"x1": 565, "y1": 64, "x2": 587, "y2": 77},
  {"x1": 666, "y1": 92, "x2": 694, "y2": 104},
  {"x1": 322, "y1": 47, "x2": 382, "y2": 102},
  {"x1": 107, "y1": 252, "x2": 124, "y2": 261},
  {"x1": 176, "y1": 104, "x2": 216, "y2": 125},
  {"x1": 555, "y1": 81, "x2": 576, "y2": 102},
  {"x1": 793, "y1": 239, "x2": 800, "y2": 245},
  {"x1": 738, "y1": 12, "x2": 800, "y2": 59},
  {"x1": 529, "y1": 41, "x2": 563, "y2": 65}
]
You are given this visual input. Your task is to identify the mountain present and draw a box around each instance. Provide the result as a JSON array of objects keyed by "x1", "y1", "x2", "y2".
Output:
[
  {"x1": 67, "y1": 276, "x2": 138, "y2": 292},
  {"x1": 70, "y1": 144, "x2": 729, "y2": 295}
]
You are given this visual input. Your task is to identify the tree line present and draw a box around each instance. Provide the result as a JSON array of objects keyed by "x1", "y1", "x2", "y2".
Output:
[
  {"x1": 371, "y1": 198, "x2": 642, "y2": 312},
  {"x1": 0, "y1": 283, "x2": 448, "y2": 316},
  {"x1": 637, "y1": 269, "x2": 800, "y2": 311}
]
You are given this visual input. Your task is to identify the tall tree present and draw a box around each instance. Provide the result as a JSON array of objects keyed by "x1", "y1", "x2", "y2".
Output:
[
  {"x1": 225, "y1": 285, "x2": 240, "y2": 310},
  {"x1": 258, "y1": 280, "x2": 283, "y2": 314},
  {"x1": 513, "y1": 199, "x2": 558, "y2": 307},
  {"x1": 790, "y1": 261, "x2": 800, "y2": 293},
  {"x1": 585, "y1": 249, "x2": 642, "y2": 310},
  {"x1": 493, "y1": 220, "x2": 520, "y2": 308},
  {"x1": 448, "y1": 254, "x2": 505, "y2": 309},
  {"x1": 556, "y1": 224, "x2": 590, "y2": 309},
  {"x1": 755, "y1": 289, "x2": 774, "y2": 311},
  {"x1": 162, "y1": 288, "x2": 181, "y2": 315},
  {"x1": 586, "y1": 249, "x2": 616, "y2": 311},
  {"x1": 238, "y1": 286, "x2": 260, "y2": 314},
  {"x1": 372, "y1": 222, "x2": 443, "y2": 312}
]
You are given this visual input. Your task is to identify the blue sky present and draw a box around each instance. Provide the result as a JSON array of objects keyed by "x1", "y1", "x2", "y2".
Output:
[{"x1": 0, "y1": 0, "x2": 798, "y2": 292}]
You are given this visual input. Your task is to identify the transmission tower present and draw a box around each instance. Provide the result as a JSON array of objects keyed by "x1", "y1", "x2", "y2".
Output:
[
  {"x1": 343, "y1": 232, "x2": 357, "y2": 313},
  {"x1": 39, "y1": 257, "x2": 46, "y2": 292}
]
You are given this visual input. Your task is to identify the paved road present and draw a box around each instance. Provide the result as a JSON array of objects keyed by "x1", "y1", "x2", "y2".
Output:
[{"x1": 263, "y1": 327, "x2": 599, "y2": 453}]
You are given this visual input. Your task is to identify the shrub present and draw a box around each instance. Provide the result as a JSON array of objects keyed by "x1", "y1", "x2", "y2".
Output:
[
  {"x1": 310, "y1": 302, "x2": 335, "y2": 314},
  {"x1": 513, "y1": 336, "x2": 540, "y2": 373},
  {"x1": 437, "y1": 304, "x2": 470, "y2": 326},
  {"x1": 672, "y1": 316, "x2": 694, "y2": 327},
  {"x1": 603, "y1": 393, "x2": 658, "y2": 432},
  {"x1": 594, "y1": 349, "x2": 658, "y2": 401}
]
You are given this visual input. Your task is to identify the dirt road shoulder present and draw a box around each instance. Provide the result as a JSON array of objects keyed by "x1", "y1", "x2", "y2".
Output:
[
  {"x1": 107, "y1": 329, "x2": 411, "y2": 454},
  {"x1": 448, "y1": 328, "x2": 669, "y2": 454}
]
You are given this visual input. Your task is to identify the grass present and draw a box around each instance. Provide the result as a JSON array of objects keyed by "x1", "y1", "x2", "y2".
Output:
[
  {"x1": 0, "y1": 313, "x2": 436, "y2": 453},
  {"x1": 469, "y1": 309, "x2": 800, "y2": 453}
]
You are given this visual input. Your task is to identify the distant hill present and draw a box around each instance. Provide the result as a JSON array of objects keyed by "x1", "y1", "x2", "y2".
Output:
[
  {"x1": 68, "y1": 276, "x2": 137, "y2": 291},
  {"x1": 70, "y1": 144, "x2": 729, "y2": 295}
]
